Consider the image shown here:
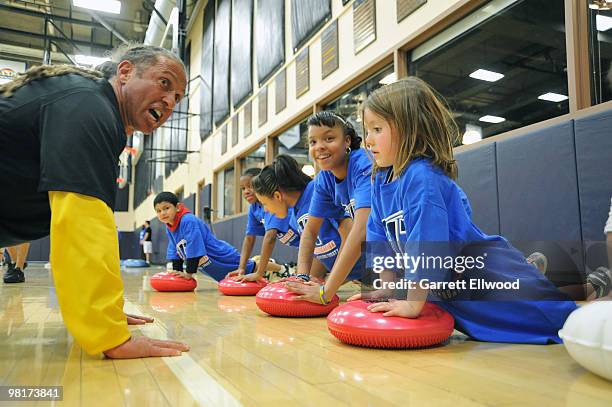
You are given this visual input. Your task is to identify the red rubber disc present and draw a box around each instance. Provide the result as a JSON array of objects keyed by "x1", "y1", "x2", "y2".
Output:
[
  {"x1": 327, "y1": 301, "x2": 454, "y2": 349},
  {"x1": 218, "y1": 277, "x2": 268, "y2": 296},
  {"x1": 255, "y1": 280, "x2": 339, "y2": 317},
  {"x1": 150, "y1": 272, "x2": 197, "y2": 292}
]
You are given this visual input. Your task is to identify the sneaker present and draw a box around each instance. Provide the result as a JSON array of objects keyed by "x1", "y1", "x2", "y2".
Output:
[
  {"x1": 3, "y1": 266, "x2": 25, "y2": 283},
  {"x1": 527, "y1": 252, "x2": 548, "y2": 274},
  {"x1": 274, "y1": 264, "x2": 292, "y2": 279},
  {"x1": 587, "y1": 266, "x2": 612, "y2": 298}
]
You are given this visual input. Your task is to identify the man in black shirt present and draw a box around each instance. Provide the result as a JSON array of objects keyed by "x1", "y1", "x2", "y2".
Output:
[{"x1": 0, "y1": 44, "x2": 189, "y2": 359}]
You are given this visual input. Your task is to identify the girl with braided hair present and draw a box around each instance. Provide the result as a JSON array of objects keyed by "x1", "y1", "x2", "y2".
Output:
[{"x1": 251, "y1": 155, "x2": 361, "y2": 283}]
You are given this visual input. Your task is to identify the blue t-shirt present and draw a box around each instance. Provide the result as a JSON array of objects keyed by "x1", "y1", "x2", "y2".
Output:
[
  {"x1": 166, "y1": 213, "x2": 254, "y2": 281},
  {"x1": 290, "y1": 181, "x2": 361, "y2": 279},
  {"x1": 245, "y1": 202, "x2": 299, "y2": 247},
  {"x1": 309, "y1": 148, "x2": 372, "y2": 219},
  {"x1": 367, "y1": 159, "x2": 577, "y2": 344}
]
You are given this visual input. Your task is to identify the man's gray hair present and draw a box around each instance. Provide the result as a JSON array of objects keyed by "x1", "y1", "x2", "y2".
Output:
[{"x1": 107, "y1": 42, "x2": 186, "y2": 73}]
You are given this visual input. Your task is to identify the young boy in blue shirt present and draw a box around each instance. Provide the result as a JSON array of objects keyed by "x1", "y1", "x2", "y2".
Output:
[{"x1": 154, "y1": 192, "x2": 278, "y2": 281}]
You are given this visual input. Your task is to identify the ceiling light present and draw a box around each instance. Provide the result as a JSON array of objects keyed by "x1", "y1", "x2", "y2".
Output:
[
  {"x1": 73, "y1": 0, "x2": 121, "y2": 14},
  {"x1": 469, "y1": 69, "x2": 504, "y2": 82},
  {"x1": 379, "y1": 72, "x2": 396, "y2": 85},
  {"x1": 462, "y1": 124, "x2": 482, "y2": 145},
  {"x1": 538, "y1": 92, "x2": 569, "y2": 102},
  {"x1": 596, "y1": 15, "x2": 612, "y2": 31},
  {"x1": 479, "y1": 115, "x2": 506, "y2": 124},
  {"x1": 74, "y1": 55, "x2": 110, "y2": 66},
  {"x1": 302, "y1": 164, "x2": 315, "y2": 177}
]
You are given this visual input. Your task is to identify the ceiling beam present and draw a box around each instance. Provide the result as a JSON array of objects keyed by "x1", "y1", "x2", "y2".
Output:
[
  {"x1": 0, "y1": 26, "x2": 112, "y2": 52},
  {"x1": 0, "y1": 3, "x2": 104, "y2": 29}
]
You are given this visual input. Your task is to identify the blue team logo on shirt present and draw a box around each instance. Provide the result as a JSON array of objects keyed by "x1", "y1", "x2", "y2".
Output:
[
  {"x1": 297, "y1": 213, "x2": 323, "y2": 246},
  {"x1": 176, "y1": 239, "x2": 188, "y2": 260},
  {"x1": 382, "y1": 210, "x2": 406, "y2": 254}
]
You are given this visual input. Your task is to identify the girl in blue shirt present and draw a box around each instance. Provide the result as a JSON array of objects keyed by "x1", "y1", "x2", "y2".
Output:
[
  {"x1": 286, "y1": 111, "x2": 371, "y2": 303},
  {"x1": 359, "y1": 77, "x2": 577, "y2": 344},
  {"x1": 229, "y1": 167, "x2": 296, "y2": 282},
  {"x1": 251, "y1": 155, "x2": 361, "y2": 281}
]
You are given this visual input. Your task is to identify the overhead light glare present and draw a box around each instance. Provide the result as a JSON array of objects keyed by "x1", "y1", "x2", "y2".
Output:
[
  {"x1": 73, "y1": 0, "x2": 121, "y2": 14},
  {"x1": 462, "y1": 124, "x2": 482, "y2": 145},
  {"x1": 596, "y1": 14, "x2": 612, "y2": 31},
  {"x1": 302, "y1": 165, "x2": 315, "y2": 177},
  {"x1": 379, "y1": 72, "x2": 396, "y2": 85},
  {"x1": 538, "y1": 92, "x2": 569, "y2": 102},
  {"x1": 469, "y1": 69, "x2": 504, "y2": 82},
  {"x1": 479, "y1": 115, "x2": 506, "y2": 124}
]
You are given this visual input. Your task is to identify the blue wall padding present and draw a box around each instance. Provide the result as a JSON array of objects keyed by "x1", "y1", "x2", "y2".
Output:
[
  {"x1": 574, "y1": 109, "x2": 612, "y2": 270},
  {"x1": 496, "y1": 120, "x2": 584, "y2": 283},
  {"x1": 455, "y1": 141, "x2": 500, "y2": 235}
]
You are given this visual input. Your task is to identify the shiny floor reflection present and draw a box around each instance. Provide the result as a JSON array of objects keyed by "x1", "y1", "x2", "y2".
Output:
[{"x1": 0, "y1": 265, "x2": 611, "y2": 406}]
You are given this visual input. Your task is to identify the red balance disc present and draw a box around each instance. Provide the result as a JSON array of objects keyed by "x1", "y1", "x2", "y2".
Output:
[
  {"x1": 218, "y1": 277, "x2": 268, "y2": 296},
  {"x1": 255, "y1": 279, "x2": 339, "y2": 317},
  {"x1": 150, "y1": 272, "x2": 197, "y2": 292},
  {"x1": 327, "y1": 301, "x2": 454, "y2": 349}
]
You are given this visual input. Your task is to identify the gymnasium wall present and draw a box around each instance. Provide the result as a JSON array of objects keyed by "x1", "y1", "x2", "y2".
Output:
[
  {"x1": 131, "y1": 0, "x2": 467, "y2": 226},
  {"x1": 454, "y1": 108, "x2": 612, "y2": 284},
  {"x1": 25, "y1": 104, "x2": 612, "y2": 269}
]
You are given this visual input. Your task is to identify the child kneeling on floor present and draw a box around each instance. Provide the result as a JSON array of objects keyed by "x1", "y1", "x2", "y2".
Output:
[{"x1": 154, "y1": 192, "x2": 277, "y2": 281}]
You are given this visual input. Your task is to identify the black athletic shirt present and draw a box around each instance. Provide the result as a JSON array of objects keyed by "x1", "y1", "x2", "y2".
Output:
[
  {"x1": 0, "y1": 74, "x2": 126, "y2": 246},
  {"x1": 145, "y1": 226, "x2": 152, "y2": 241}
]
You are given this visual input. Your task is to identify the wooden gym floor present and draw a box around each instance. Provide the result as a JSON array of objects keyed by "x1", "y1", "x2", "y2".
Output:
[{"x1": 1, "y1": 264, "x2": 611, "y2": 406}]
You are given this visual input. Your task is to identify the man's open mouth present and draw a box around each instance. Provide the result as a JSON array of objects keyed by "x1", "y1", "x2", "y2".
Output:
[{"x1": 149, "y1": 109, "x2": 162, "y2": 122}]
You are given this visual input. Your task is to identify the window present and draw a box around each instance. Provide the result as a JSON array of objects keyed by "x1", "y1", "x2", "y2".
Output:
[
  {"x1": 240, "y1": 143, "x2": 266, "y2": 172},
  {"x1": 198, "y1": 181, "x2": 212, "y2": 223},
  {"x1": 273, "y1": 120, "x2": 314, "y2": 176},
  {"x1": 215, "y1": 166, "x2": 235, "y2": 218},
  {"x1": 411, "y1": 0, "x2": 568, "y2": 144},
  {"x1": 175, "y1": 187, "x2": 184, "y2": 202},
  {"x1": 239, "y1": 143, "x2": 266, "y2": 212},
  {"x1": 325, "y1": 65, "x2": 394, "y2": 139},
  {"x1": 589, "y1": 3, "x2": 612, "y2": 105}
]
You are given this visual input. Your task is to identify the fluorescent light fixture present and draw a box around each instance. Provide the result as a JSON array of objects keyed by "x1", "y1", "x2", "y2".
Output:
[
  {"x1": 469, "y1": 69, "x2": 504, "y2": 82},
  {"x1": 301, "y1": 165, "x2": 315, "y2": 177},
  {"x1": 596, "y1": 15, "x2": 612, "y2": 31},
  {"x1": 479, "y1": 115, "x2": 506, "y2": 124},
  {"x1": 462, "y1": 124, "x2": 482, "y2": 145},
  {"x1": 73, "y1": 0, "x2": 121, "y2": 14},
  {"x1": 379, "y1": 72, "x2": 396, "y2": 85},
  {"x1": 74, "y1": 55, "x2": 110, "y2": 66},
  {"x1": 538, "y1": 92, "x2": 568, "y2": 102}
]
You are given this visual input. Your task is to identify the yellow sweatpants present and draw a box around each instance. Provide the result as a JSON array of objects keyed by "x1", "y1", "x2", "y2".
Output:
[{"x1": 49, "y1": 191, "x2": 131, "y2": 354}]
